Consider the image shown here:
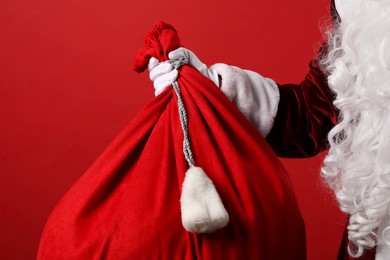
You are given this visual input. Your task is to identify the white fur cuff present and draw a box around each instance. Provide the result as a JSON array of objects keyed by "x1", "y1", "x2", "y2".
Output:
[
  {"x1": 180, "y1": 166, "x2": 229, "y2": 233},
  {"x1": 210, "y1": 63, "x2": 280, "y2": 137}
]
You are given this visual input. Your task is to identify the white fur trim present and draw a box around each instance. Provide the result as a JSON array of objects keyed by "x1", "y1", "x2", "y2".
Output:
[
  {"x1": 180, "y1": 166, "x2": 229, "y2": 233},
  {"x1": 210, "y1": 63, "x2": 280, "y2": 137}
]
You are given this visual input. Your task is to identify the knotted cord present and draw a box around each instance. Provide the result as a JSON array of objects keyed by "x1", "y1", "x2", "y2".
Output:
[{"x1": 170, "y1": 57, "x2": 195, "y2": 167}]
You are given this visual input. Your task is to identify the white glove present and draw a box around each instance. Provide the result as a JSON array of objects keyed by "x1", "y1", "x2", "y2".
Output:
[
  {"x1": 169, "y1": 47, "x2": 220, "y2": 87},
  {"x1": 148, "y1": 57, "x2": 178, "y2": 96}
]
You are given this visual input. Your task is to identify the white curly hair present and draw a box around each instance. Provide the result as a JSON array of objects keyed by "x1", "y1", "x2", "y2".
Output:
[{"x1": 321, "y1": 0, "x2": 390, "y2": 257}]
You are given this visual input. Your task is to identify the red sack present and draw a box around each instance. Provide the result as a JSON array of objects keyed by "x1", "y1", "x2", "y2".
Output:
[{"x1": 37, "y1": 21, "x2": 306, "y2": 259}]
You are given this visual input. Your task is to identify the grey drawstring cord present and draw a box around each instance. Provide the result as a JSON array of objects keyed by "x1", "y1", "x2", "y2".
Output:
[{"x1": 170, "y1": 57, "x2": 195, "y2": 168}]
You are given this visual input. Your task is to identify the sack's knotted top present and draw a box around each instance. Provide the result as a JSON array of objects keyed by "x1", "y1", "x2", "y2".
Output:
[{"x1": 133, "y1": 21, "x2": 182, "y2": 73}]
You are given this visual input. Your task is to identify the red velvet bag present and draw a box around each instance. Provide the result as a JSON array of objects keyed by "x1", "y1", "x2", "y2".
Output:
[{"x1": 37, "y1": 22, "x2": 306, "y2": 259}]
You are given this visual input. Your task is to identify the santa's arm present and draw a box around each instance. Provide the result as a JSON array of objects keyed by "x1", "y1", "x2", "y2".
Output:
[
  {"x1": 212, "y1": 56, "x2": 337, "y2": 158},
  {"x1": 149, "y1": 43, "x2": 338, "y2": 158}
]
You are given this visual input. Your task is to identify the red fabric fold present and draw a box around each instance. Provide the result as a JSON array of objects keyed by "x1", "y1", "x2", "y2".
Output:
[
  {"x1": 133, "y1": 21, "x2": 181, "y2": 72},
  {"x1": 37, "y1": 21, "x2": 306, "y2": 259}
]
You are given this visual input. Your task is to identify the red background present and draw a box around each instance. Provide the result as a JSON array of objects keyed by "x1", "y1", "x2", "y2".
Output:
[{"x1": 0, "y1": 0, "x2": 345, "y2": 259}]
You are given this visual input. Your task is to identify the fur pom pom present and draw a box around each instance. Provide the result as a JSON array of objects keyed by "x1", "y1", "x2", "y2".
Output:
[{"x1": 180, "y1": 166, "x2": 229, "y2": 233}]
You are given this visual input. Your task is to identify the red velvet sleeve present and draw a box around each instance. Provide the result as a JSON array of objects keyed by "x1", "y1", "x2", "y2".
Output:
[{"x1": 265, "y1": 58, "x2": 338, "y2": 158}]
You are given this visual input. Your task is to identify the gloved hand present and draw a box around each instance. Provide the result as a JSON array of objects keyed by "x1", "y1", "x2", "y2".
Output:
[
  {"x1": 169, "y1": 48, "x2": 220, "y2": 87},
  {"x1": 148, "y1": 57, "x2": 178, "y2": 96},
  {"x1": 148, "y1": 48, "x2": 220, "y2": 96}
]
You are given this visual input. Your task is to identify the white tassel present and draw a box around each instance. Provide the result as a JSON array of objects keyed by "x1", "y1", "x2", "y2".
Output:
[{"x1": 180, "y1": 166, "x2": 229, "y2": 233}]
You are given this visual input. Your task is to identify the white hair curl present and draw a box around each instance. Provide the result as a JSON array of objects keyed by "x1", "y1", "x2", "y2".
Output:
[{"x1": 321, "y1": 0, "x2": 390, "y2": 257}]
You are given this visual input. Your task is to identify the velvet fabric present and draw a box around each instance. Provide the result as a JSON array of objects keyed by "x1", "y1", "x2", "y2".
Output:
[
  {"x1": 37, "y1": 22, "x2": 306, "y2": 259},
  {"x1": 266, "y1": 59, "x2": 338, "y2": 158}
]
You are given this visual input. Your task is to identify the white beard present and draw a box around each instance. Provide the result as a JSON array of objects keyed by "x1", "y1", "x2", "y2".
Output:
[{"x1": 322, "y1": 0, "x2": 390, "y2": 258}]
